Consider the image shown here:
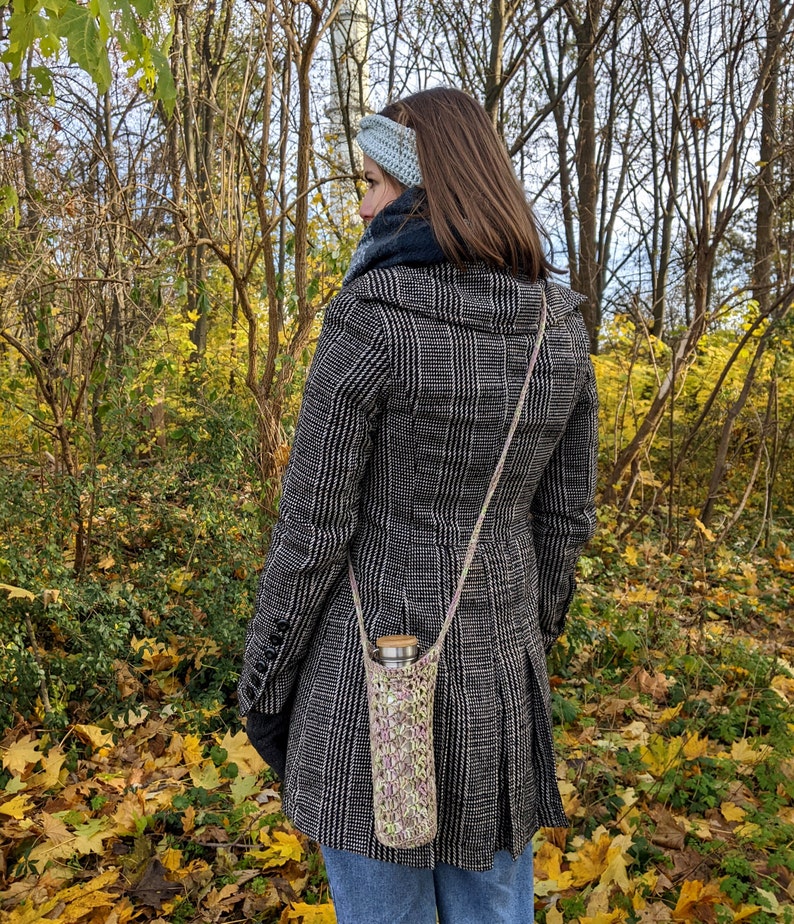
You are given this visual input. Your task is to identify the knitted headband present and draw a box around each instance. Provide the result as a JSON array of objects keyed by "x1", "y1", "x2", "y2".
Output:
[{"x1": 356, "y1": 114, "x2": 423, "y2": 188}]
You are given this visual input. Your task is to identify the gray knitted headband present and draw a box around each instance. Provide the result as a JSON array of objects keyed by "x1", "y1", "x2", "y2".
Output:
[{"x1": 356, "y1": 114, "x2": 423, "y2": 188}]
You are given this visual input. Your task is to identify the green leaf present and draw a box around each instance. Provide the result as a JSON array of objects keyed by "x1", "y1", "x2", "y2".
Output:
[
  {"x1": 150, "y1": 46, "x2": 176, "y2": 116},
  {"x1": 0, "y1": 186, "x2": 20, "y2": 228},
  {"x1": 60, "y1": 3, "x2": 112, "y2": 93}
]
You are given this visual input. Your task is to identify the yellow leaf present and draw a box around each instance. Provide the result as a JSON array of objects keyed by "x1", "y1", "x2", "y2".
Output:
[
  {"x1": 672, "y1": 879, "x2": 721, "y2": 920},
  {"x1": 0, "y1": 793, "x2": 34, "y2": 818},
  {"x1": 623, "y1": 546, "x2": 640, "y2": 566},
  {"x1": 771, "y1": 674, "x2": 794, "y2": 704},
  {"x1": 658, "y1": 703, "x2": 683, "y2": 724},
  {"x1": 251, "y1": 830, "x2": 304, "y2": 868},
  {"x1": 534, "y1": 840, "x2": 566, "y2": 880},
  {"x1": 720, "y1": 802, "x2": 746, "y2": 822},
  {"x1": 2, "y1": 734, "x2": 43, "y2": 775},
  {"x1": 112, "y1": 790, "x2": 146, "y2": 835},
  {"x1": 189, "y1": 760, "x2": 221, "y2": 790},
  {"x1": 36, "y1": 745, "x2": 66, "y2": 789},
  {"x1": 546, "y1": 908, "x2": 564, "y2": 924},
  {"x1": 682, "y1": 732, "x2": 709, "y2": 760},
  {"x1": 579, "y1": 913, "x2": 627, "y2": 924},
  {"x1": 287, "y1": 902, "x2": 337, "y2": 923},
  {"x1": 694, "y1": 518, "x2": 716, "y2": 542},
  {"x1": 0, "y1": 582, "x2": 36, "y2": 600},
  {"x1": 624, "y1": 587, "x2": 659, "y2": 605},
  {"x1": 171, "y1": 731, "x2": 204, "y2": 768},
  {"x1": 600, "y1": 845, "x2": 632, "y2": 893},
  {"x1": 569, "y1": 833, "x2": 611, "y2": 887},
  {"x1": 72, "y1": 724, "x2": 115, "y2": 756},
  {"x1": 218, "y1": 728, "x2": 265, "y2": 776},
  {"x1": 97, "y1": 555, "x2": 115, "y2": 569},
  {"x1": 734, "y1": 822, "x2": 761, "y2": 839},
  {"x1": 639, "y1": 735, "x2": 684, "y2": 778},
  {"x1": 731, "y1": 905, "x2": 761, "y2": 922},
  {"x1": 534, "y1": 841, "x2": 575, "y2": 895},
  {"x1": 167, "y1": 567, "x2": 193, "y2": 593},
  {"x1": 161, "y1": 847, "x2": 183, "y2": 871},
  {"x1": 727, "y1": 738, "x2": 768, "y2": 766}
]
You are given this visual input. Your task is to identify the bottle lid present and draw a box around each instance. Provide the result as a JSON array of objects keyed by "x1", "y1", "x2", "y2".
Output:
[{"x1": 376, "y1": 634, "x2": 419, "y2": 659}]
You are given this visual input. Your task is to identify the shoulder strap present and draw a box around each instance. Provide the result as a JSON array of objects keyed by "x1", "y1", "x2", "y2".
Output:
[{"x1": 350, "y1": 285, "x2": 549, "y2": 655}]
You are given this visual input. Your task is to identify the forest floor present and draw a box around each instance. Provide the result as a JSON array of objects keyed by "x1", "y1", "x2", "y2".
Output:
[{"x1": 2, "y1": 510, "x2": 794, "y2": 924}]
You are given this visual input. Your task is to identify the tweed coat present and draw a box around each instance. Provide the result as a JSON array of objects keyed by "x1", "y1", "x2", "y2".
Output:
[{"x1": 239, "y1": 262, "x2": 598, "y2": 871}]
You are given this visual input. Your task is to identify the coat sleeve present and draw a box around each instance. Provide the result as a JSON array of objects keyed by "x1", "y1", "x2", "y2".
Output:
[
  {"x1": 238, "y1": 293, "x2": 390, "y2": 715},
  {"x1": 530, "y1": 316, "x2": 598, "y2": 654}
]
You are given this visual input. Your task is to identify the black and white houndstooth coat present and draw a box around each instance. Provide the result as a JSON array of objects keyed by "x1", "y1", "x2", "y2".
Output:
[{"x1": 239, "y1": 262, "x2": 598, "y2": 871}]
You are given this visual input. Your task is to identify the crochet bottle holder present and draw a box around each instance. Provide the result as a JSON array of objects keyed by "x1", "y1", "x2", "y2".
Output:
[{"x1": 363, "y1": 643, "x2": 441, "y2": 848}]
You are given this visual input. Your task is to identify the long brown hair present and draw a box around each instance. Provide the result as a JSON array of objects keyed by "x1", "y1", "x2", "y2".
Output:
[{"x1": 380, "y1": 88, "x2": 555, "y2": 281}]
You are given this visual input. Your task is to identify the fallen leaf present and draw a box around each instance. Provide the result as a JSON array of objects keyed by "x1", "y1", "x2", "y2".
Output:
[
  {"x1": 2, "y1": 735, "x2": 43, "y2": 775},
  {"x1": 0, "y1": 583, "x2": 36, "y2": 600},
  {"x1": 0, "y1": 793, "x2": 34, "y2": 819},
  {"x1": 671, "y1": 879, "x2": 721, "y2": 922},
  {"x1": 130, "y1": 857, "x2": 182, "y2": 909},
  {"x1": 218, "y1": 728, "x2": 265, "y2": 776},
  {"x1": 720, "y1": 801, "x2": 746, "y2": 822},
  {"x1": 287, "y1": 901, "x2": 337, "y2": 922}
]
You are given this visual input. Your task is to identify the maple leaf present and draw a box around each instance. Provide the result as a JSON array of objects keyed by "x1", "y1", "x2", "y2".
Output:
[
  {"x1": 69, "y1": 816, "x2": 113, "y2": 855},
  {"x1": 28, "y1": 812, "x2": 74, "y2": 864},
  {"x1": 721, "y1": 738, "x2": 768, "y2": 767},
  {"x1": 720, "y1": 801, "x2": 746, "y2": 822},
  {"x1": 671, "y1": 879, "x2": 722, "y2": 922},
  {"x1": 623, "y1": 546, "x2": 640, "y2": 566},
  {"x1": 599, "y1": 837, "x2": 633, "y2": 893},
  {"x1": 682, "y1": 732, "x2": 709, "y2": 760},
  {"x1": 250, "y1": 830, "x2": 304, "y2": 868},
  {"x1": 189, "y1": 759, "x2": 222, "y2": 790},
  {"x1": 34, "y1": 746, "x2": 66, "y2": 790},
  {"x1": 569, "y1": 833, "x2": 611, "y2": 887},
  {"x1": 2, "y1": 735, "x2": 43, "y2": 775},
  {"x1": 72, "y1": 724, "x2": 115, "y2": 757},
  {"x1": 533, "y1": 841, "x2": 574, "y2": 896},
  {"x1": 625, "y1": 667, "x2": 670, "y2": 703},
  {"x1": 579, "y1": 912, "x2": 628, "y2": 924},
  {"x1": 218, "y1": 728, "x2": 265, "y2": 776},
  {"x1": 0, "y1": 793, "x2": 34, "y2": 819},
  {"x1": 230, "y1": 773, "x2": 261, "y2": 805},
  {"x1": 130, "y1": 857, "x2": 182, "y2": 909},
  {"x1": 639, "y1": 735, "x2": 684, "y2": 777},
  {"x1": 0, "y1": 582, "x2": 36, "y2": 600},
  {"x1": 287, "y1": 901, "x2": 337, "y2": 923},
  {"x1": 546, "y1": 907, "x2": 564, "y2": 924}
]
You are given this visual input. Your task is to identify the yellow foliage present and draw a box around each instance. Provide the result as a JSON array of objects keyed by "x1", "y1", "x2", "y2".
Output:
[{"x1": 287, "y1": 902, "x2": 337, "y2": 923}]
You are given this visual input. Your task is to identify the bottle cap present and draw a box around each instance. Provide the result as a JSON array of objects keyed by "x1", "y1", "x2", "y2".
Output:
[{"x1": 376, "y1": 634, "x2": 419, "y2": 660}]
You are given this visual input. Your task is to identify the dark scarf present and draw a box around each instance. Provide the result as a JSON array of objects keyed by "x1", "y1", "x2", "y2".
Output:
[{"x1": 343, "y1": 188, "x2": 446, "y2": 286}]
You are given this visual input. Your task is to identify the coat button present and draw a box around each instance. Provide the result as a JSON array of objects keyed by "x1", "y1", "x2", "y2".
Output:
[
  {"x1": 264, "y1": 647, "x2": 277, "y2": 661},
  {"x1": 276, "y1": 618, "x2": 290, "y2": 632},
  {"x1": 255, "y1": 662, "x2": 267, "y2": 674},
  {"x1": 269, "y1": 632, "x2": 284, "y2": 646}
]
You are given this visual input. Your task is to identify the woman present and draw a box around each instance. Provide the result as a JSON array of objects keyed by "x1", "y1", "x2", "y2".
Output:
[{"x1": 239, "y1": 87, "x2": 597, "y2": 923}]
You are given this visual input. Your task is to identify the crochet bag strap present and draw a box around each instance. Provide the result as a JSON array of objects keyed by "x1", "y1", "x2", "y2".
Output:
[{"x1": 349, "y1": 285, "x2": 549, "y2": 657}]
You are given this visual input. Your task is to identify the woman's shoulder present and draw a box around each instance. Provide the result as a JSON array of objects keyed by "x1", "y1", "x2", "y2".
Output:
[{"x1": 337, "y1": 264, "x2": 587, "y2": 335}]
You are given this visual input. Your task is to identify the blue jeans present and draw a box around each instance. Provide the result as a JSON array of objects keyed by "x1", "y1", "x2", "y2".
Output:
[{"x1": 321, "y1": 845, "x2": 534, "y2": 923}]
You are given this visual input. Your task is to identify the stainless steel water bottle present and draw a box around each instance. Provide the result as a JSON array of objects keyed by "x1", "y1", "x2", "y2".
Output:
[{"x1": 375, "y1": 634, "x2": 419, "y2": 668}]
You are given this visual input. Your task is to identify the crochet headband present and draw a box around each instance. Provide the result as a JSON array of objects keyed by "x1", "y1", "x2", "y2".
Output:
[{"x1": 356, "y1": 114, "x2": 423, "y2": 188}]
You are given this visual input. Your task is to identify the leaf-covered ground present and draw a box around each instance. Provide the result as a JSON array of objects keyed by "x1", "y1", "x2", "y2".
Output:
[{"x1": 2, "y1": 517, "x2": 794, "y2": 924}]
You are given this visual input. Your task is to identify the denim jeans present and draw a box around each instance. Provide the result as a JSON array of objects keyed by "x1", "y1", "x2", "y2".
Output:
[{"x1": 321, "y1": 845, "x2": 534, "y2": 923}]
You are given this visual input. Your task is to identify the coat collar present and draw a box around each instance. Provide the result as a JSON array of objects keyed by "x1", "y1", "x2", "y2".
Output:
[{"x1": 347, "y1": 262, "x2": 587, "y2": 334}]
